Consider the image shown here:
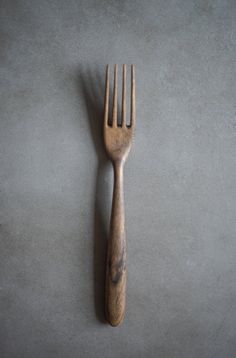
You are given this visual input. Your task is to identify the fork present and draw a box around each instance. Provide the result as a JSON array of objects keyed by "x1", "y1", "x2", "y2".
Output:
[{"x1": 104, "y1": 64, "x2": 136, "y2": 326}]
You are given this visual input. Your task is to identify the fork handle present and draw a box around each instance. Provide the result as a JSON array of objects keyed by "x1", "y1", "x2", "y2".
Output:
[{"x1": 105, "y1": 161, "x2": 126, "y2": 326}]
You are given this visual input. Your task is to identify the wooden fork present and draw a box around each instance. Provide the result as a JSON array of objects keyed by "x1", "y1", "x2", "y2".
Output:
[{"x1": 104, "y1": 64, "x2": 136, "y2": 326}]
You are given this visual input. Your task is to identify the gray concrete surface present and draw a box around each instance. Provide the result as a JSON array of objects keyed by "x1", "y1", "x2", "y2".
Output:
[{"x1": 1, "y1": 1, "x2": 236, "y2": 357}]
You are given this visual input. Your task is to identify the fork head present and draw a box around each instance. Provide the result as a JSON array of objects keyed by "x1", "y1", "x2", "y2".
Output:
[{"x1": 103, "y1": 64, "x2": 136, "y2": 164}]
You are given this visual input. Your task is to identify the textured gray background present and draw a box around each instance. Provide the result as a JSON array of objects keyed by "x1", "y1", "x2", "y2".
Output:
[{"x1": 1, "y1": 1, "x2": 236, "y2": 357}]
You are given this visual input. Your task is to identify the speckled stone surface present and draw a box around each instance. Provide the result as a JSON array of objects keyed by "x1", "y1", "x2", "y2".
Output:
[{"x1": 1, "y1": 1, "x2": 236, "y2": 357}]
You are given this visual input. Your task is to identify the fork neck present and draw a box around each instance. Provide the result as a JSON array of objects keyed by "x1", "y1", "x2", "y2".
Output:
[{"x1": 113, "y1": 159, "x2": 125, "y2": 176}]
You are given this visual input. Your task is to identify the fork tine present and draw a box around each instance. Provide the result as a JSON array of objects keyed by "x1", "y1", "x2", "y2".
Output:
[
  {"x1": 122, "y1": 64, "x2": 126, "y2": 127},
  {"x1": 130, "y1": 64, "x2": 136, "y2": 128},
  {"x1": 104, "y1": 65, "x2": 109, "y2": 127},
  {"x1": 112, "y1": 64, "x2": 118, "y2": 127}
]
